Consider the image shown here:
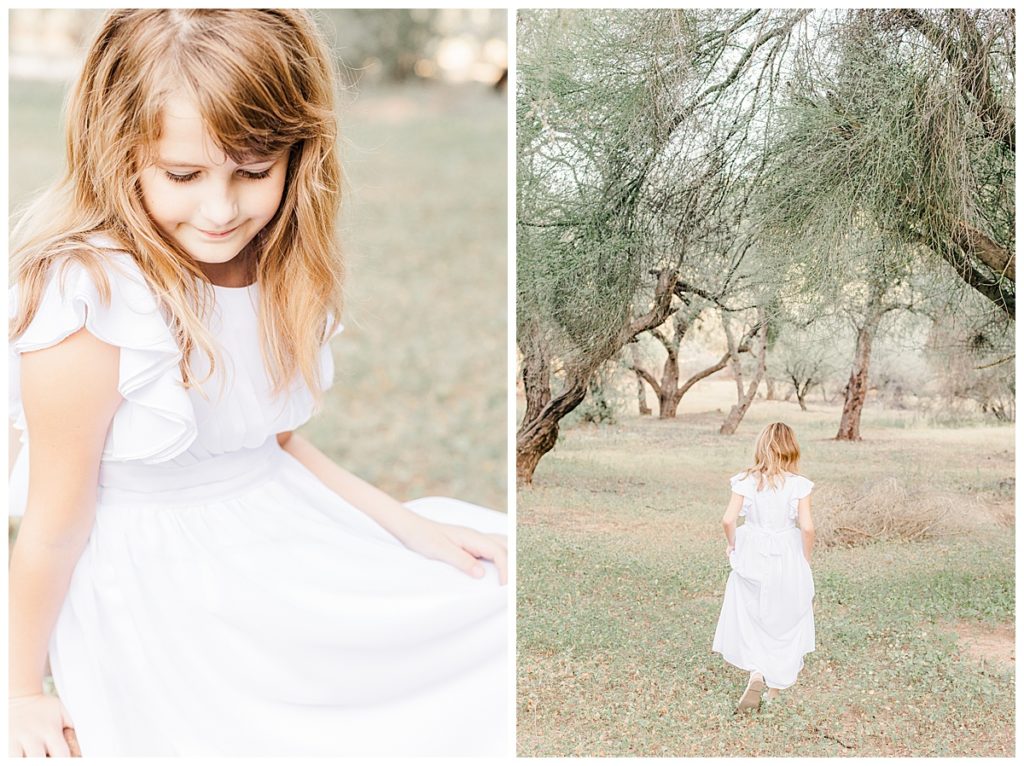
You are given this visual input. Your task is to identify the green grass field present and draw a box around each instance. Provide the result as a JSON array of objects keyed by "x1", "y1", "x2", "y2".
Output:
[
  {"x1": 10, "y1": 78, "x2": 507, "y2": 511},
  {"x1": 517, "y1": 382, "x2": 1014, "y2": 756}
]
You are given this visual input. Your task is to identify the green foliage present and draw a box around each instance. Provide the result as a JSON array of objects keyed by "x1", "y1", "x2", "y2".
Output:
[
  {"x1": 517, "y1": 10, "x2": 684, "y2": 370},
  {"x1": 517, "y1": 10, "x2": 776, "y2": 377},
  {"x1": 755, "y1": 10, "x2": 1014, "y2": 313}
]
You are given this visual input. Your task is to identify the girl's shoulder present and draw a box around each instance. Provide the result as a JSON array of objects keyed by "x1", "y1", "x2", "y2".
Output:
[
  {"x1": 730, "y1": 470, "x2": 813, "y2": 496},
  {"x1": 785, "y1": 472, "x2": 815, "y2": 497},
  {"x1": 10, "y1": 233, "x2": 195, "y2": 463},
  {"x1": 12, "y1": 233, "x2": 149, "y2": 303},
  {"x1": 11, "y1": 234, "x2": 161, "y2": 339},
  {"x1": 729, "y1": 471, "x2": 757, "y2": 497}
]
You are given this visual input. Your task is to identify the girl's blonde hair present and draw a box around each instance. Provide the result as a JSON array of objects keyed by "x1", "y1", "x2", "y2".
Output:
[
  {"x1": 743, "y1": 422, "x2": 801, "y2": 490},
  {"x1": 10, "y1": 9, "x2": 343, "y2": 400}
]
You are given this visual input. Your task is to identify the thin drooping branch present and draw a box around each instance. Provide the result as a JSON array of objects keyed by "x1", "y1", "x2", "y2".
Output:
[{"x1": 894, "y1": 8, "x2": 1015, "y2": 152}]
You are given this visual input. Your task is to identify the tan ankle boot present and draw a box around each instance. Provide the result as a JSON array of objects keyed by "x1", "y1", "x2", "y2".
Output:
[{"x1": 736, "y1": 671, "x2": 765, "y2": 712}]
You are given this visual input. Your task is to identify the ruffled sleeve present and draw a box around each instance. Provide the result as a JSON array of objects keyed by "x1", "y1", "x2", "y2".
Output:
[
  {"x1": 788, "y1": 475, "x2": 815, "y2": 519},
  {"x1": 729, "y1": 472, "x2": 755, "y2": 498},
  {"x1": 729, "y1": 472, "x2": 755, "y2": 517},
  {"x1": 267, "y1": 315, "x2": 344, "y2": 435},
  {"x1": 318, "y1": 316, "x2": 344, "y2": 392},
  {"x1": 9, "y1": 253, "x2": 197, "y2": 465}
]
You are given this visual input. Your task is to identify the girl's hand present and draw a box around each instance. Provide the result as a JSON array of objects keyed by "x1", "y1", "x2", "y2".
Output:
[
  {"x1": 725, "y1": 544, "x2": 735, "y2": 558},
  {"x1": 402, "y1": 520, "x2": 508, "y2": 585},
  {"x1": 8, "y1": 693, "x2": 78, "y2": 757}
]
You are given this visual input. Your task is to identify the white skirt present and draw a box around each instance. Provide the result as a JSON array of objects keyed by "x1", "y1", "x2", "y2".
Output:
[
  {"x1": 712, "y1": 523, "x2": 815, "y2": 689},
  {"x1": 48, "y1": 439, "x2": 508, "y2": 756}
]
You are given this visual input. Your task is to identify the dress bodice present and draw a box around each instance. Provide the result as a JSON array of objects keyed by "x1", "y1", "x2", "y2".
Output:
[
  {"x1": 169, "y1": 283, "x2": 334, "y2": 465},
  {"x1": 8, "y1": 244, "x2": 339, "y2": 514},
  {"x1": 729, "y1": 472, "x2": 814, "y2": 531}
]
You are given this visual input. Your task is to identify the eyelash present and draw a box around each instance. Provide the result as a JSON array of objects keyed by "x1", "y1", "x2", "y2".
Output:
[{"x1": 164, "y1": 169, "x2": 272, "y2": 184}]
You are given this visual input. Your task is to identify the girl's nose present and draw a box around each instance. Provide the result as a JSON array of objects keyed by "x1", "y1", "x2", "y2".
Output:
[{"x1": 198, "y1": 188, "x2": 238, "y2": 228}]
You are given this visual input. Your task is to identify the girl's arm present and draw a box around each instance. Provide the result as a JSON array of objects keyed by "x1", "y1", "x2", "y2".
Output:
[
  {"x1": 721, "y1": 492, "x2": 744, "y2": 554},
  {"x1": 278, "y1": 431, "x2": 507, "y2": 584},
  {"x1": 796, "y1": 495, "x2": 814, "y2": 562},
  {"x1": 9, "y1": 328, "x2": 121, "y2": 756},
  {"x1": 10, "y1": 422, "x2": 21, "y2": 473}
]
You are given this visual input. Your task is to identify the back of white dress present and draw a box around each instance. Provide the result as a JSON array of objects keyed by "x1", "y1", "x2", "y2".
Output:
[
  {"x1": 733, "y1": 471, "x2": 813, "y2": 531},
  {"x1": 712, "y1": 471, "x2": 816, "y2": 690}
]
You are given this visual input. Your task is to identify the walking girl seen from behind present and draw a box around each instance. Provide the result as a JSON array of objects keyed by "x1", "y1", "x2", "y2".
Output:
[
  {"x1": 712, "y1": 422, "x2": 815, "y2": 712},
  {"x1": 8, "y1": 9, "x2": 507, "y2": 757}
]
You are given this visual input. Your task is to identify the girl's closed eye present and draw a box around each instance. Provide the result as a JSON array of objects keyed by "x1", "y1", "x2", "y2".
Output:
[
  {"x1": 238, "y1": 168, "x2": 272, "y2": 180},
  {"x1": 163, "y1": 168, "x2": 273, "y2": 184},
  {"x1": 165, "y1": 170, "x2": 199, "y2": 184}
]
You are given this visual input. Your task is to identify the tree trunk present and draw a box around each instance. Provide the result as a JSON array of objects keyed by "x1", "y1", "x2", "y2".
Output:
[
  {"x1": 722, "y1": 315, "x2": 747, "y2": 401},
  {"x1": 657, "y1": 345, "x2": 680, "y2": 418},
  {"x1": 836, "y1": 307, "x2": 885, "y2": 440},
  {"x1": 519, "y1": 320, "x2": 551, "y2": 427},
  {"x1": 629, "y1": 345, "x2": 653, "y2": 416},
  {"x1": 517, "y1": 268, "x2": 680, "y2": 486},
  {"x1": 631, "y1": 302, "x2": 700, "y2": 420},
  {"x1": 720, "y1": 316, "x2": 768, "y2": 435},
  {"x1": 516, "y1": 376, "x2": 589, "y2": 486},
  {"x1": 789, "y1": 374, "x2": 809, "y2": 410},
  {"x1": 635, "y1": 372, "x2": 651, "y2": 415},
  {"x1": 765, "y1": 375, "x2": 777, "y2": 400}
]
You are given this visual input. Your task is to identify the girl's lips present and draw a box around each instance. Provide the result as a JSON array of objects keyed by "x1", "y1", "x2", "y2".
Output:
[{"x1": 196, "y1": 225, "x2": 240, "y2": 239}]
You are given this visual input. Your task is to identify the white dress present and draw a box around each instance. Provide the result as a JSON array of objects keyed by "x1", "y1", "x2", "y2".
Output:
[
  {"x1": 8, "y1": 247, "x2": 508, "y2": 756},
  {"x1": 712, "y1": 471, "x2": 815, "y2": 690}
]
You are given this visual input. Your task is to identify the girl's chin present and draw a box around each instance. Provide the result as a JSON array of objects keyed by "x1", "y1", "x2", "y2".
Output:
[{"x1": 180, "y1": 240, "x2": 255, "y2": 265}]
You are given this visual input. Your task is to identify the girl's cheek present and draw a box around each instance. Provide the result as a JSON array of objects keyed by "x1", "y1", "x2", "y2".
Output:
[
  {"x1": 257, "y1": 178, "x2": 287, "y2": 218},
  {"x1": 154, "y1": 184, "x2": 188, "y2": 216}
]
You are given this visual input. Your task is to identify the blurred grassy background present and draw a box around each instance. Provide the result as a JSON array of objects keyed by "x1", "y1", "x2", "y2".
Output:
[{"x1": 9, "y1": 12, "x2": 507, "y2": 511}]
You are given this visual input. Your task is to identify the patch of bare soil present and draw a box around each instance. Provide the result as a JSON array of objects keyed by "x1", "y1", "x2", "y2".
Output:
[{"x1": 953, "y1": 621, "x2": 1014, "y2": 667}]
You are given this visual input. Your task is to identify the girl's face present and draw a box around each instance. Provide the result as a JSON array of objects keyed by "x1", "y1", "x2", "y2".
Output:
[{"x1": 138, "y1": 95, "x2": 288, "y2": 269}]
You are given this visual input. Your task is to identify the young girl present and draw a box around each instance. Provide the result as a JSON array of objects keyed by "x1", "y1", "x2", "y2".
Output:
[
  {"x1": 712, "y1": 422, "x2": 815, "y2": 712},
  {"x1": 8, "y1": 10, "x2": 507, "y2": 757}
]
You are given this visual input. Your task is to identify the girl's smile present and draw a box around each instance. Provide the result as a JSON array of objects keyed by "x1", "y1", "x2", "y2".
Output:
[
  {"x1": 195, "y1": 224, "x2": 240, "y2": 239},
  {"x1": 138, "y1": 94, "x2": 288, "y2": 277}
]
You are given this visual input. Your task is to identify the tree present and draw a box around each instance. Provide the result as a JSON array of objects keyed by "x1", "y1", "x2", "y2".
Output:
[
  {"x1": 629, "y1": 289, "x2": 759, "y2": 419},
  {"x1": 516, "y1": 10, "x2": 789, "y2": 483},
  {"x1": 827, "y1": 234, "x2": 919, "y2": 440},
  {"x1": 517, "y1": 9, "x2": 1015, "y2": 479},
  {"x1": 835, "y1": 281, "x2": 902, "y2": 440},
  {"x1": 771, "y1": 325, "x2": 842, "y2": 411},
  {"x1": 756, "y1": 9, "x2": 1015, "y2": 318}
]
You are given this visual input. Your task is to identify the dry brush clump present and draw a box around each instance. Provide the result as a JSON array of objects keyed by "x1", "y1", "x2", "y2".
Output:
[{"x1": 813, "y1": 477, "x2": 975, "y2": 547}]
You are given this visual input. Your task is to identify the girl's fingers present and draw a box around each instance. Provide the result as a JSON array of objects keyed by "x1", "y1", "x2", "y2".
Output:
[
  {"x1": 22, "y1": 741, "x2": 46, "y2": 757},
  {"x1": 457, "y1": 532, "x2": 508, "y2": 585},
  {"x1": 63, "y1": 727, "x2": 81, "y2": 758},
  {"x1": 432, "y1": 525, "x2": 508, "y2": 583},
  {"x1": 44, "y1": 732, "x2": 71, "y2": 758},
  {"x1": 445, "y1": 544, "x2": 485, "y2": 578},
  {"x1": 479, "y1": 535, "x2": 509, "y2": 585}
]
